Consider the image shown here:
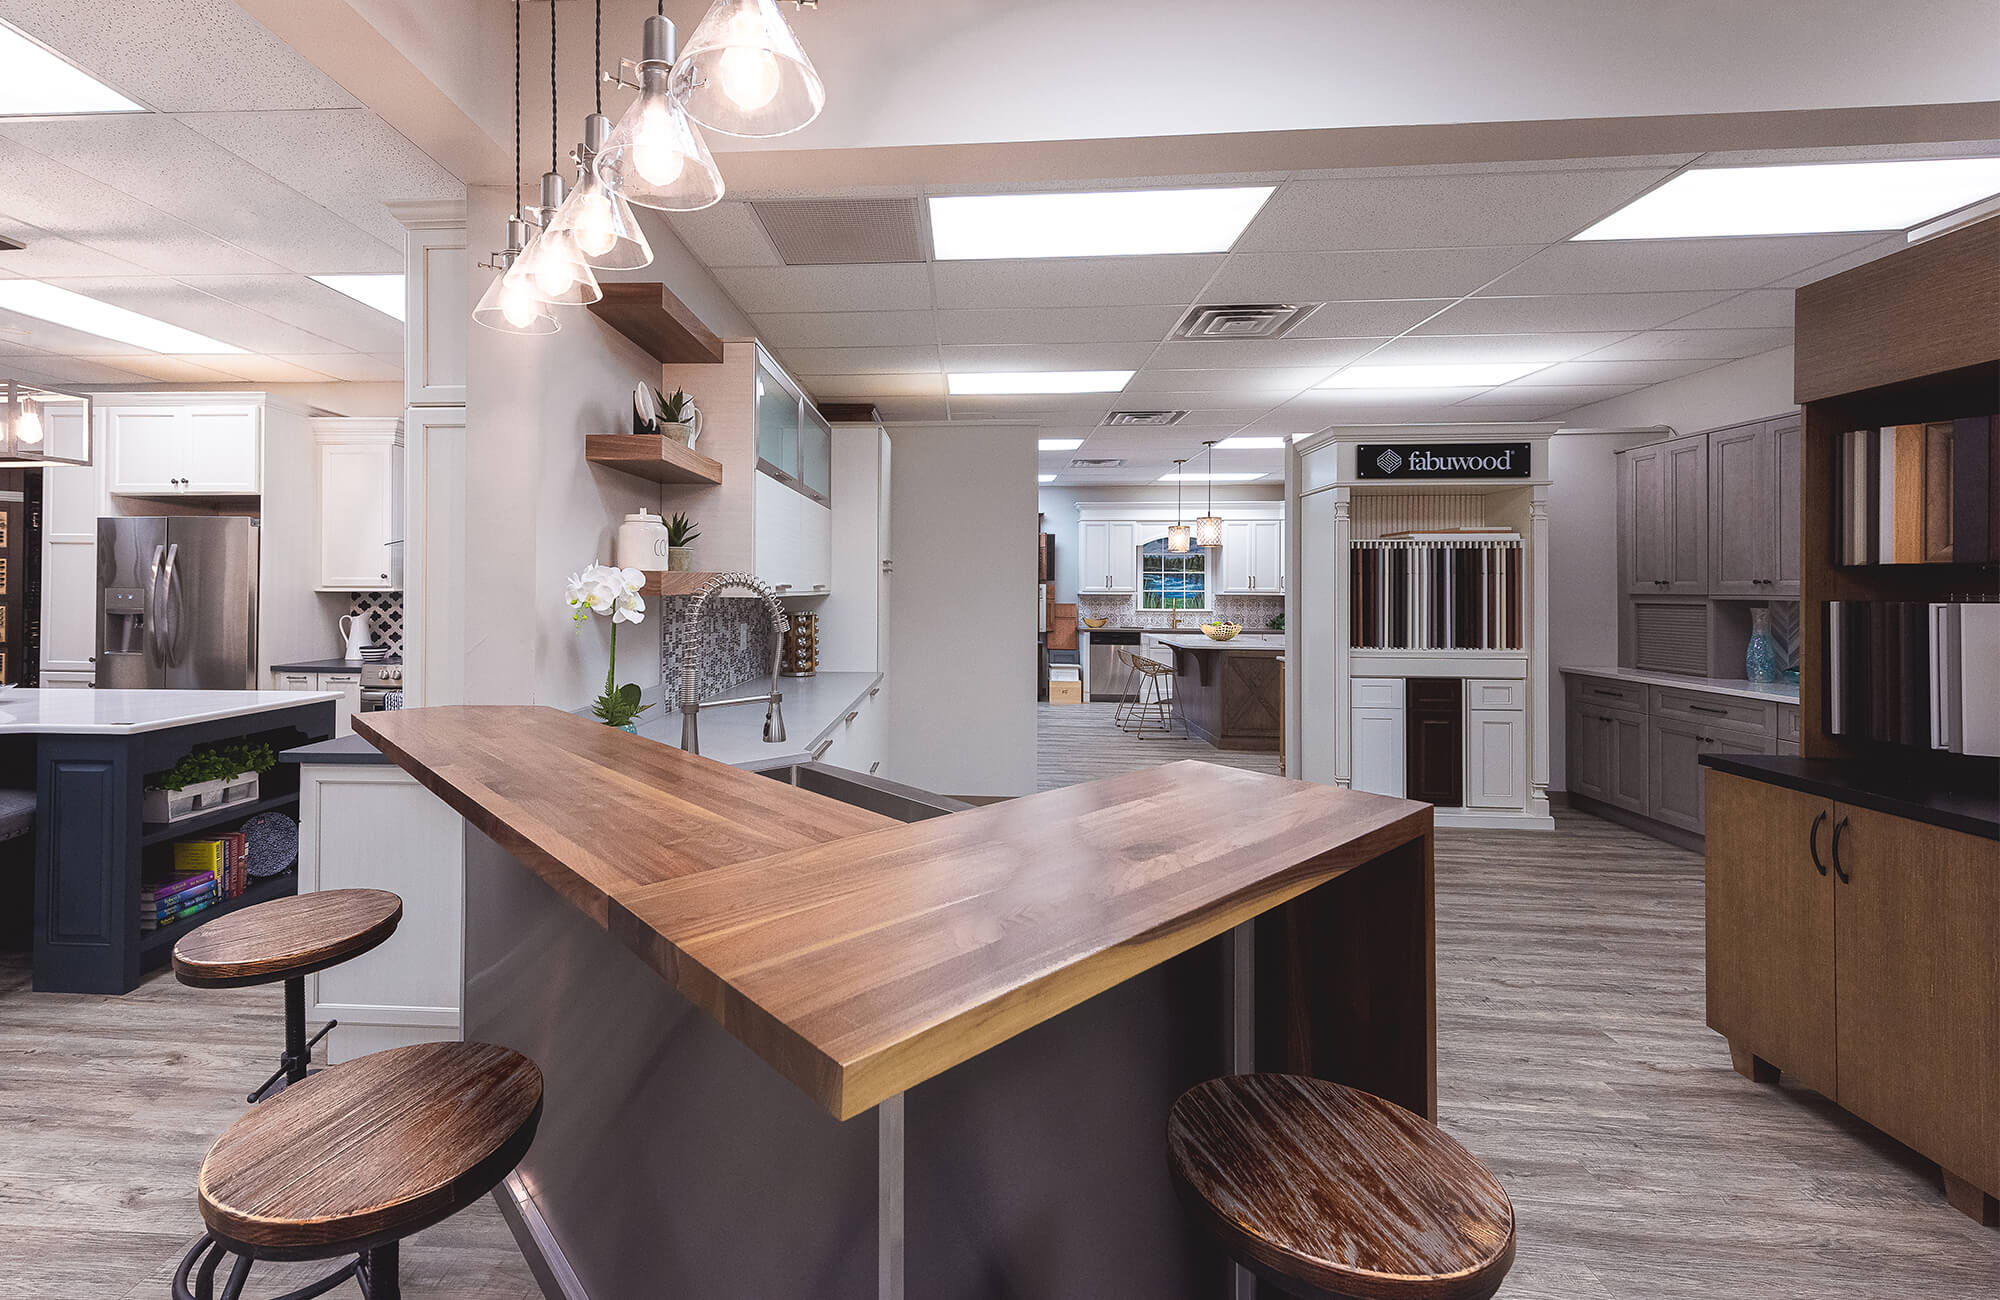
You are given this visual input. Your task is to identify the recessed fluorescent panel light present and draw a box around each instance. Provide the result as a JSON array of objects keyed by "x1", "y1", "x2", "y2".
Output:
[
  {"x1": 1215, "y1": 436, "x2": 1286, "y2": 450},
  {"x1": 948, "y1": 370, "x2": 1133, "y2": 396},
  {"x1": 1573, "y1": 159, "x2": 2000, "y2": 240},
  {"x1": 1319, "y1": 362, "x2": 1549, "y2": 389},
  {"x1": 929, "y1": 187, "x2": 1275, "y2": 260},
  {"x1": 1039, "y1": 438, "x2": 1084, "y2": 451},
  {"x1": 0, "y1": 280, "x2": 242, "y2": 354},
  {"x1": 1158, "y1": 471, "x2": 1266, "y2": 483},
  {"x1": 1038, "y1": 473, "x2": 1058, "y2": 483},
  {"x1": 0, "y1": 22, "x2": 144, "y2": 116},
  {"x1": 311, "y1": 274, "x2": 406, "y2": 321}
]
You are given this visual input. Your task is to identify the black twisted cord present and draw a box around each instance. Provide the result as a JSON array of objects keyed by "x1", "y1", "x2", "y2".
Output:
[
  {"x1": 513, "y1": 1, "x2": 521, "y2": 209},
  {"x1": 594, "y1": 0, "x2": 602, "y2": 115},
  {"x1": 549, "y1": 0, "x2": 558, "y2": 173}
]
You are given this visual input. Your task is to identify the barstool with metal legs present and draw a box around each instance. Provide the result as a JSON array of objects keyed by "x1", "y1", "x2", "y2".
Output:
[
  {"x1": 173, "y1": 889, "x2": 403, "y2": 1102},
  {"x1": 1168, "y1": 1074, "x2": 1516, "y2": 1300},
  {"x1": 1111, "y1": 648, "x2": 1144, "y2": 727},
  {"x1": 1124, "y1": 653, "x2": 1183, "y2": 738}
]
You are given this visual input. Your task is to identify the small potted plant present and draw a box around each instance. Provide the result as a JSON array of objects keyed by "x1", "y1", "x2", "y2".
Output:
[
  {"x1": 566, "y1": 564, "x2": 653, "y2": 732},
  {"x1": 666, "y1": 512, "x2": 700, "y2": 572},
  {"x1": 143, "y1": 741, "x2": 277, "y2": 823},
  {"x1": 656, "y1": 387, "x2": 703, "y2": 450}
]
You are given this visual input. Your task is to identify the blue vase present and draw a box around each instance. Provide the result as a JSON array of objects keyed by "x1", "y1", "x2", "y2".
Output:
[
  {"x1": 618, "y1": 721, "x2": 639, "y2": 734},
  {"x1": 1745, "y1": 608, "x2": 1779, "y2": 684}
]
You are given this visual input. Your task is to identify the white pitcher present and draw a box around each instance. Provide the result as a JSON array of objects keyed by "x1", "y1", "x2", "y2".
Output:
[{"x1": 339, "y1": 613, "x2": 374, "y2": 661}]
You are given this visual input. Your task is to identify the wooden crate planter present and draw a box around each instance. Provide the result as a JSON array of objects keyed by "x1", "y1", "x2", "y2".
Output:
[{"x1": 143, "y1": 772, "x2": 259, "y2": 824}]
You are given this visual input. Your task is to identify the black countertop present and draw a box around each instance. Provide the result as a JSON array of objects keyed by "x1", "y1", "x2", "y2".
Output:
[
  {"x1": 1699, "y1": 753, "x2": 1999, "y2": 841},
  {"x1": 270, "y1": 657, "x2": 402, "y2": 673},
  {"x1": 280, "y1": 734, "x2": 392, "y2": 765}
]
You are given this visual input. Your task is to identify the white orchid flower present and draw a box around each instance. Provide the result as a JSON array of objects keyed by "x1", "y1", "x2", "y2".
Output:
[{"x1": 566, "y1": 564, "x2": 648, "y2": 626}]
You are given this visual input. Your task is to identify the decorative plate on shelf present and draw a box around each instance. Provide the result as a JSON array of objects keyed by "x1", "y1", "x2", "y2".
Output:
[{"x1": 241, "y1": 811, "x2": 299, "y2": 878}]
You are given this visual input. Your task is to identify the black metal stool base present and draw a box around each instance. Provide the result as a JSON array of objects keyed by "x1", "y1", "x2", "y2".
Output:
[
  {"x1": 173, "y1": 1234, "x2": 398, "y2": 1300},
  {"x1": 247, "y1": 978, "x2": 336, "y2": 1104}
]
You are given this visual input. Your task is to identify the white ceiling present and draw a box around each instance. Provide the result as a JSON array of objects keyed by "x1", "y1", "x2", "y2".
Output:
[
  {"x1": 0, "y1": 0, "x2": 460, "y2": 389},
  {"x1": 666, "y1": 144, "x2": 1999, "y2": 483}
]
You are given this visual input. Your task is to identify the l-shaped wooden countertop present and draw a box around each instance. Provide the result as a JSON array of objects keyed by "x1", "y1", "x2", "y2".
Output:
[{"x1": 357, "y1": 706, "x2": 1431, "y2": 1120}]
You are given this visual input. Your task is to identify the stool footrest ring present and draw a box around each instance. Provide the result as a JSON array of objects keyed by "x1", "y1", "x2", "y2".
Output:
[{"x1": 172, "y1": 1233, "x2": 390, "y2": 1300}]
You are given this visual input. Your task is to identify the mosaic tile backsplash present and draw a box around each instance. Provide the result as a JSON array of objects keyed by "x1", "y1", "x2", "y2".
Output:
[
  {"x1": 1076, "y1": 593, "x2": 1286, "y2": 630},
  {"x1": 348, "y1": 592, "x2": 404, "y2": 654},
  {"x1": 655, "y1": 595, "x2": 780, "y2": 698}
]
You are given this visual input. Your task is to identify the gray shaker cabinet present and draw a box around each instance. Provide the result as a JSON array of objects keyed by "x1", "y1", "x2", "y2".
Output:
[
  {"x1": 1772, "y1": 416, "x2": 1801, "y2": 595},
  {"x1": 1709, "y1": 416, "x2": 1802, "y2": 597},
  {"x1": 1623, "y1": 436, "x2": 1709, "y2": 595},
  {"x1": 1646, "y1": 715, "x2": 1774, "y2": 833}
]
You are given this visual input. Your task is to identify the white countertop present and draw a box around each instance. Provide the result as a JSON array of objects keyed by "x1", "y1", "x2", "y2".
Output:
[
  {"x1": 1561, "y1": 666, "x2": 1800, "y2": 704},
  {"x1": 1144, "y1": 632, "x2": 1286, "y2": 651},
  {"x1": 632, "y1": 672, "x2": 884, "y2": 768},
  {"x1": 0, "y1": 689, "x2": 342, "y2": 735}
]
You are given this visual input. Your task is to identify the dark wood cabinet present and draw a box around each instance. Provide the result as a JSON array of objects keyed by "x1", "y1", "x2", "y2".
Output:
[{"x1": 1404, "y1": 678, "x2": 1462, "y2": 808}]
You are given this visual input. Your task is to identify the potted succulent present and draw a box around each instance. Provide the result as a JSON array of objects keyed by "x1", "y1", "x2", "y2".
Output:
[
  {"x1": 655, "y1": 387, "x2": 703, "y2": 450},
  {"x1": 566, "y1": 564, "x2": 652, "y2": 732},
  {"x1": 666, "y1": 512, "x2": 700, "y2": 572}
]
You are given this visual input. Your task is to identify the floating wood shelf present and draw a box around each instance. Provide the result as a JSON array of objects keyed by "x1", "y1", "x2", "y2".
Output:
[
  {"x1": 585, "y1": 434, "x2": 723, "y2": 486},
  {"x1": 637, "y1": 571, "x2": 725, "y2": 597},
  {"x1": 588, "y1": 283, "x2": 726, "y2": 365}
]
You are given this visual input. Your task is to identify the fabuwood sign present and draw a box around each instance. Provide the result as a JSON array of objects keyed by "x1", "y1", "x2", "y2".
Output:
[{"x1": 1355, "y1": 442, "x2": 1532, "y2": 480}]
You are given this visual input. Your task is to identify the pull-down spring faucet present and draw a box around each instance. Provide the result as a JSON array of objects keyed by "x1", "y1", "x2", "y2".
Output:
[{"x1": 679, "y1": 572, "x2": 790, "y2": 758}]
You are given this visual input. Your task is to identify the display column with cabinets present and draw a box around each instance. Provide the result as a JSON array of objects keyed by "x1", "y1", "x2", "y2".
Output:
[{"x1": 314, "y1": 418, "x2": 404, "y2": 592}]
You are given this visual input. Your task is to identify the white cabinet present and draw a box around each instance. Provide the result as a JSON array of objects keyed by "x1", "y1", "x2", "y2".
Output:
[
  {"x1": 754, "y1": 470, "x2": 832, "y2": 596},
  {"x1": 817, "y1": 680, "x2": 887, "y2": 776},
  {"x1": 40, "y1": 466, "x2": 98, "y2": 677},
  {"x1": 1350, "y1": 677, "x2": 1406, "y2": 797},
  {"x1": 1218, "y1": 519, "x2": 1285, "y2": 594},
  {"x1": 299, "y1": 763, "x2": 464, "y2": 1062},
  {"x1": 1079, "y1": 520, "x2": 1138, "y2": 593},
  {"x1": 404, "y1": 224, "x2": 468, "y2": 406},
  {"x1": 273, "y1": 669, "x2": 360, "y2": 736},
  {"x1": 1464, "y1": 677, "x2": 1527, "y2": 810},
  {"x1": 105, "y1": 402, "x2": 261, "y2": 496},
  {"x1": 821, "y1": 425, "x2": 892, "y2": 674},
  {"x1": 313, "y1": 419, "x2": 404, "y2": 591}
]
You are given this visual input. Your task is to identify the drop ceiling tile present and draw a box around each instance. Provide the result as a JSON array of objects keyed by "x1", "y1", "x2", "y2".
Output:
[
  {"x1": 1579, "y1": 328, "x2": 1793, "y2": 362},
  {"x1": 1486, "y1": 234, "x2": 1886, "y2": 295},
  {"x1": 0, "y1": 304, "x2": 172, "y2": 356},
  {"x1": 1363, "y1": 333, "x2": 1636, "y2": 364},
  {"x1": 1414, "y1": 292, "x2": 1733, "y2": 335},
  {"x1": 1202, "y1": 246, "x2": 1538, "y2": 303},
  {"x1": 1289, "y1": 388, "x2": 1477, "y2": 412},
  {"x1": 1148, "y1": 337, "x2": 1384, "y2": 370},
  {"x1": 91, "y1": 354, "x2": 247, "y2": 382},
  {"x1": 938, "y1": 343, "x2": 1159, "y2": 372},
  {"x1": 1, "y1": 0, "x2": 361, "y2": 112},
  {"x1": 1656, "y1": 289, "x2": 1796, "y2": 330},
  {"x1": 934, "y1": 305, "x2": 1183, "y2": 345},
  {"x1": 1, "y1": 355, "x2": 155, "y2": 384},
  {"x1": 1124, "y1": 368, "x2": 1332, "y2": 395},
  {"x1": 753, "y1": 311, "x2": 938, "y2": 348},
  {"x1": 948, "y1": 394, "x2": 1125, "y2": 416},
  {"x1": 932, "y1": 256, "x2": 1223, "y2": 310},
  {"x1": 664, "y1": 205, "x2": 783, "y2": 268},
  {"x1": 1284, "y1": 300, "x2": 1455, "y2": 338},
  {"x1": 179, "y1": 110, "x2": 462, "y2": 250},
  {"x1": 714, "y1": 264, "x2": 933, "y2": 313},
  {"x1": 0, "y1": 224, "x2": 155, "y2": 279},
  {"x1": 870, "y1": 395, "x2": 950, "y2": 422},
  {"x1": 175, "y1": 276, "x2": 403, "y2": 353},
  {"x1": 1454, "y1": 384, "x2": 1643, "y2": 408},
  {"x1": 1767, "y1": 236, "x2": 1905, "y2": 288},
  {"x1": 1464, "y1": 401, "x2": 1597, "y2": 422},
  {"x1": 37, "y1": 276, "x2": 366, "y2": 354},
  {"x1": 1237, "y1": 168, "x2": 1674, "y2": 252},
  {"x1": 795, "y1": 372, "x2": 946, "y2": 399},
  {"x1": 194, "y1": 354, "x2": 341, "y2": 383},
  {"x1": 275, "y1": 353, "x2": 401, "y2": 382},
  {"x1": 776, "y1": 346, "x2": 941, "y2": 374},
  {"x1": 1510, "y1": 358, "x2": 1724, "y2": 386}
]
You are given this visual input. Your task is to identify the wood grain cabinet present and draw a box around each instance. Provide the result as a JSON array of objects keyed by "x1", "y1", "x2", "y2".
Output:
[{"x1": 1707, "y1": 772, "x2": 1999, "y2": 1221}]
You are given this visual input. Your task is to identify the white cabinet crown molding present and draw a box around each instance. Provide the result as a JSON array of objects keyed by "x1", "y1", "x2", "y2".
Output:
[{"x1": 1074, "y1": 499, "x2": 1284, "y2": 524}]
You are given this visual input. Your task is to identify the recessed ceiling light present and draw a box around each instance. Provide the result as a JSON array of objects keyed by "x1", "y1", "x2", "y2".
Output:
[
  {"x1": 311, "y1": 274, "x2": 406, "y2": 321},
  {"x1": 949, "y1": 370, "x2": 1133, "y2": 395},
  {"x1": 1318, "y1": 362, "x2": 1550, "y2": 389},
  {"x1": 1038, "y1": 437, "x2": 1085, "y2": 451},
  {"x1": 1158, "y1": 470, "x2": 1266, "y2": 483},
  {"x1": 0, "y1": 280, "x2": 242, "y2": 354},
  {"x1": 0, "y1": 22, "x2": 144, "y2": 117},
  {"x1": 1215, "y1": 436, "x2": 1286, "y2": 450},
  {"x1": 1038, "y1": 473, "x2": 1057, "y2": 483},
  {"x1": 929, "y1": 187, "x2": 1275, "y2": 260},
  {"x1": 1573, "y1": 159, "x2": 2000, "y2": 240}
]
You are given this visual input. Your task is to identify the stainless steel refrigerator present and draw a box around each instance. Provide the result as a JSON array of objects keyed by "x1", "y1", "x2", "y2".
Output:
[{"x1": 96, "y1": 516, "x2": 259, "y2": 689}]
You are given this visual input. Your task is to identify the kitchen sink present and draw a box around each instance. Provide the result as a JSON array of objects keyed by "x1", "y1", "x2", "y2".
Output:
[{"x1": 748, "y1": 761, "x2": 972, "y2": 824}]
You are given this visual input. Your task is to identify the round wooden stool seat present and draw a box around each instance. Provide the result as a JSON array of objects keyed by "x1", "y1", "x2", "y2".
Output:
[
  {"x1": 1167, "y1": 1075, "x2": 1515, "y2": 1300},
  {"x1": 173, "y1": 888, "x2": 402, "y2": 988},
  {"x1": 198, "y1": 1041, "x2": 543, "y2": 1260}
]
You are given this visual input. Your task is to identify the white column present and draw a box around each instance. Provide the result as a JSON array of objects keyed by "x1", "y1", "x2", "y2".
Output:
[
  {"x1": 1330, "y1": 488, "x2": 1354, "y2": 789},
  {"x1": 1528, "y1": 489, "x2": 1552, "y2": 820}
]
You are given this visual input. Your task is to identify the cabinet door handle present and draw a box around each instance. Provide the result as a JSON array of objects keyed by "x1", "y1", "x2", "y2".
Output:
[
  {"x1": 844, "y1": 710, "x2": 860, "y2": 724},
  {"x1": 1688, "y1": 704, "x2": 1727, "y2": 715},
  {"x1": 1808, "y1": 810, "x2": 1827, "y2": 876},
  {"x1": 811, "y1": 739, "x2": 833, "y2": 760},
  {"x1": 1830, "y1": 816, "x2": 1851, "y2": 884}
]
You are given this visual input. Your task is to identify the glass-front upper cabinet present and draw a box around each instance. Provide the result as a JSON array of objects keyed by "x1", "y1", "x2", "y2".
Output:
[
  {"x1": 755, "y1": 357, "x2": 799, "y2": 480},
  {"x1": 798, "y1": 403, "x2": 832, "y2": 502}
]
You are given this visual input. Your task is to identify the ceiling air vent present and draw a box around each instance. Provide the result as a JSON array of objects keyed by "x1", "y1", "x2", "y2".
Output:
[
  {"x1": 1173, "y1": 303, "x2": 1319, "y2": 340},
  {"x1": 1068, "y1": 458, "x2": 1126, "y2": 469},
  {"x1": 749, "y1": 198, "x2": 926, "y2": 265},
  {"x1": 1101, "y1": 410, "x2": 1187, "y2": 427}
]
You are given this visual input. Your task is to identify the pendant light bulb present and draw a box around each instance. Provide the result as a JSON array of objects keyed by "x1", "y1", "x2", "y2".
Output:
[
  {"x1": 500, "y1": 273, "x2": 541, "y2": 328},
  {"x1": 15, "y1": 398, "x2": 42, "y2": 446},
  {"x1": 674, "y1": 0, "x2": 825, "y2": 138},
  {"x1": 633, "y1": 100, "x2": 686, "y2": 185},
  {"x1": 472, "y1": 2, "x2": 559, "y2": 335},
  {"x1": 572, "y1": 189, "x2": 618, "y2": 257},
  {"x1": 1194, "y1": 440, "x2": 1224, "y2": 546},
  {"x1": 597, "y1": 16, "x2": 726, "y2": 212},
  {"x1": 1168, "y1": 459, "x2": 1191, "y2": 552},
  {"x1": 717, "y1": 10, "x2": 782, "y2": 111}
]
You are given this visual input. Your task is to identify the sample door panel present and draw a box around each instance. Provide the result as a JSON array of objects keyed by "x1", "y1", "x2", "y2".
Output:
[
  {"x1": 1832, "y1": 805, "x2": 1999, "y2": 1195},
  {"x1": 1404, "y1": 677, "x2": 1463, "y2": 809},
  {"x1": 1709, "y1": 422, "x2": 1772, "y2": 595},
  {"x1": 1463, "y1": 709, "x2": 1524, "y2": 809},
  {"x1": 1350, "y1": 677, "x2": 1405, "y2": 798},
  {"x1": 1704, "y1": 773, "x2": 1837, "y2": 1093}
]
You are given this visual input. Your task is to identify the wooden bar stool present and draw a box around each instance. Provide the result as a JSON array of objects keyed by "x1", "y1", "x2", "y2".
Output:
[
  {"x1": 173, "y1": 889, "x2": 403, "y2": 1103},
  {"x1": 173, "y1": 1041, "x2": 543, "y2": 1300},
  {"x1": 1168, "y1": 1074, "x2": 1515, "y2": 1300}
]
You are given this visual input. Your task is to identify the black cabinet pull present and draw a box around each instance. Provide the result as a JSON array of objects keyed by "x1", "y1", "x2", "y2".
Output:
[
  {"x1": 1808, "y1": 810, "x2": 1827, "y2": 876},
  {"x1": 1688, "y1": 703, "x2": 1728, "y2": 716},
  {"x1": 1830, "y1": 815, "x2": 1851, "y2": 884}
]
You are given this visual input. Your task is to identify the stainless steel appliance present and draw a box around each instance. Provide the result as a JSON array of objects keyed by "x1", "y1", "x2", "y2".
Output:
[
  {"x1": 358, "y1": 660, "x2": 402, "y2": 712},
  {"x1": 96, "y1": 516, "x2": 259, "y2": 689},
  {"x1": 1088, "y1": 628, "x2": 1141, "y2": 702}
]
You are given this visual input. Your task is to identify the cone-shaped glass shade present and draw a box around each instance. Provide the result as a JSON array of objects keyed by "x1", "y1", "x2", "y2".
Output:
[
  {"x1": 547, "y1": 166, "x2": 654, "y2": 269},
  {"x1": 1167, "y1": 524, "x2": 1192, "y2": 553},
  {"x1": 1194, "y1": 515, "x2": 1224, "y2": 547},
  {"x1": 515, "y1": 227, "x2": 602, "y2": 305},
  {"x1": 597, "y1": 67, "x2": 726, "y2": 211},
  {"x1": 672, "y1": 0, "x2": 825, "y2": 138},
  {"x1": 473, "y1": 259, "x2": 560, "y2": 334}
]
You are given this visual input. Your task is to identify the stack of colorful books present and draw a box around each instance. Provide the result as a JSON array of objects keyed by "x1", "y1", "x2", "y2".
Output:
[
  {"x1": 141, "y1": 831, "x2": 252, "y2": 931},
  {"x1": 141, "y1": 872, "x2": 217, "y2": 931}
]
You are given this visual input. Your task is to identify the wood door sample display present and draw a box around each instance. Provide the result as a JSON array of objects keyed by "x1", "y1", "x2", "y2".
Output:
[
  {"x1": 1404, "y1": 678, "x2": 1463, "y2": 808},
  {"x1": 1831, "y1": 804, "x2": 1999, "y2": 1198},
  {"x1": 1704, "y1": 772, "x2": 1837, "y2": 1093}
]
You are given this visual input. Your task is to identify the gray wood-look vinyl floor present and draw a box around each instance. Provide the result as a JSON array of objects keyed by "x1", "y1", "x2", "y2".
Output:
[{"x1": 3, "y1": 710, "x2": 1993, "y2": 1296}]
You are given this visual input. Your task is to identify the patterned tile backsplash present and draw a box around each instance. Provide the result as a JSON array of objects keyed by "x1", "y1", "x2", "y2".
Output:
[
  {"x1": 655, "y1": 595, "x2": 779, "y2": 698},
  {"x1": 348, "y1": 592, "x2": 404, "y2": 654},
  {"x1": 1076, "y1": 593, "x2": 1286, "y2": 631},
  {"x1": 1765, "y1": 601, "x2": 1801, "y2": 672}
]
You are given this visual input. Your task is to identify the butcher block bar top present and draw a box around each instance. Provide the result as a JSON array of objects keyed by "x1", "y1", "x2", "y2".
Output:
[{"x1": 355, "y1": 706, "x2": 1431, "y2": 1120}]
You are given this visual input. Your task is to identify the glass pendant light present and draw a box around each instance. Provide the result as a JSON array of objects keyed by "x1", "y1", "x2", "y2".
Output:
[
  {"x1": 1168, "y1": 459, "x2": 1192, "y2": 552},
  {"x1": 596, "y1": 13, "x2": 725, "y2": 211},
  {"x1": 516, "y1": 3, "x2": 600, "y2": 306},
  {"x1": 1194, "y1": 441, "x2": 1225, "y2": 546},
  {"x1": 547, "y1": 2, "x2": 655, "y2": 268},
  {"x1": 672, "y1": 0, "x2": 825, "y2": 138},
  {"x1": 474, "y1": 4, "x2": 559, "y2": 335}
]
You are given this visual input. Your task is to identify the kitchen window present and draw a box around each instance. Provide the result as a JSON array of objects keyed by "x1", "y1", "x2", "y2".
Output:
[{"x1": 1139, "y1": 535, "x2": 1208, "y2": 611}]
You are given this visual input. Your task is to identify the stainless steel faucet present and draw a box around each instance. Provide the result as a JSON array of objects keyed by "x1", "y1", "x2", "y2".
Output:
[{"x1": 679, "y1": 572, "x2": 790, "y2": 757}]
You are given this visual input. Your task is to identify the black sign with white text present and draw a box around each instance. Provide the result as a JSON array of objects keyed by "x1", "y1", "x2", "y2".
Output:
[{"x1": 1355, "y1": 442, "x2": 1532, "y2": 480}]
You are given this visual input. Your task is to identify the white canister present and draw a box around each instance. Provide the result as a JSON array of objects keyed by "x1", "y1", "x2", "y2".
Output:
[{"x1": 614, "y1": 509, "x2": 673, "y2": 570}]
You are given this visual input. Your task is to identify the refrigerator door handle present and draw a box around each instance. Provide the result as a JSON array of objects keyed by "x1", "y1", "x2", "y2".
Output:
[
  {"x1": 161, "y1": 543, "x2": 187, "y2": 668},
  {"x1": 145, "y1": 544, "x2": 167, "y2": 669}
]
